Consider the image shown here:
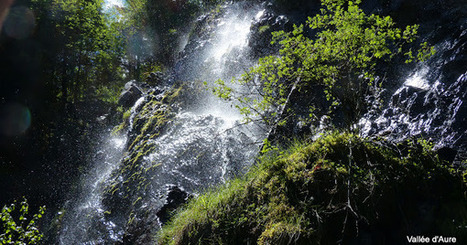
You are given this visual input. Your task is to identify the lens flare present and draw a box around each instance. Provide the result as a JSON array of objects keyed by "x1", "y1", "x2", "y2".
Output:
[
  {"x1": 0, "y1": 103, "x2": 31, "y2": 136},
  {"x1": 4, "y1": 6, "x2": 35, "y2": 39}
]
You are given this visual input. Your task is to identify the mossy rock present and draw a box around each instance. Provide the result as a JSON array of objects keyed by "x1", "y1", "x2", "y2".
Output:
[
  {"x1": 157, "y1": 133, "x2": 467, "y2": 244},
  {"x1": 102, "y1": 83, "x2": 198, "y2": 223}
]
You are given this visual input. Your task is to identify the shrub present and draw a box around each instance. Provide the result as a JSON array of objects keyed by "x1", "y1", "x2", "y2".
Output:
[{"x1": 0, "y1": 198, "x2": 45, "y2": 245}]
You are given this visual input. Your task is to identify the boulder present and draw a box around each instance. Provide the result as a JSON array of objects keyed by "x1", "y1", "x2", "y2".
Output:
[
  {"x1": 156, "y1": 185, "x2": 190, "y2": 225},
  {"x1": 436, "y1": 146, "x2": 458, "y2": 164},
  {"x1": 118, "y1": 81, "x2": 143, "y2": 108}
]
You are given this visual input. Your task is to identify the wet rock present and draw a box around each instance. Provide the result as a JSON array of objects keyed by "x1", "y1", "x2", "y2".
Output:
[
  {"x1": 157, "y1": 185, "x2": 190, "y2": 225},
  {"x1": 147, "y1": 86, "x2": 166, "y2": 102},
  {"x1": 248, "y1": 7, "x2": 290, "y2": 58},
  {"x1": 96, "y1": 114, "x2": 108, "y2": 125},
  {"x1": 118, "y1": 81, "x2": 143, "y2": 108},
  {"x1": 120, "y1": 205, "x2": 160, "y2": 245},
  {"x1": 139, "y1": 82, "x2": 151, "y2": 90}
]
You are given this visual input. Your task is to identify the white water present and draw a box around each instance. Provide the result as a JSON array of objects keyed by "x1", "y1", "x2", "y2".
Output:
[
  {"x1": 135, "y1": 1, "x2": 266, "y2": 199},
  {"x1": 59, "y1": 2, "x2": 266, "y2": 244},
  {"x1": 59, "y1": 133, "x2": 127, "y2": 244},
  {"x1": 404, "y1": 66, "x2": 431, "y2": 90},
  {"x1": 358, "y1": 39, "x2": 467, "y2": 149}
]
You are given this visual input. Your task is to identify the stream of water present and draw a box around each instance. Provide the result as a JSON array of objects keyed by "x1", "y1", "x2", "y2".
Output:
[
  {"x1": 59, "y1": 132, "x2": 127, "y2": 244},
  {"x1": 359, "y1": 36, "x2": 467, "y2": 154},
  {"x1": 59, "y1": 2, "x2": 266, "y2": 244}
]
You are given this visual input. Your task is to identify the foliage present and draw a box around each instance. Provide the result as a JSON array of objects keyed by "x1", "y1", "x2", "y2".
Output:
[
  {"x1": 214, "y1": 0, "x2": 435, "y2": 129},
  {"x1": 0, "y1": 0, "x2": 127, "y2": 226},
  {"x1": 157, "y1": 133, "x2": 467, "y2": 244},
  {"x1": 0, "y1": 199, "x2": 45, "y2": 245},
  {"x1": 94, "y1": 84, "x2": 122, "y2": 104},
  {"x1": 30, "y1": 0, "x2": 126, "y2": 106}
]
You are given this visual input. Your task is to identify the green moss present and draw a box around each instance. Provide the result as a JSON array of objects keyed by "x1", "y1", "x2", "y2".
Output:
[
  {"x1": 112, "y1": 108, "x2": 132, "y2": 135},
  {"x1": 157, "y1": 133, "x2": 467, "y2": 244},
  {"x1": 103, "y1": 84, "x2": 194, "y2": 220}
]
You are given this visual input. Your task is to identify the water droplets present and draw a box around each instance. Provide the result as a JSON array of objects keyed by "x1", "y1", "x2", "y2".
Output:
[
  {"x1": 255, "y1": 9, "x2": 265, "y2": 21},
  {"x1": 206, "y1": 3, "x2": 259, "y2": 71},
  {"x1": 359, "y1": 56, "x2": 466, "y2": 149},
  {"x1": 60, "y1": 2, "x2": 266, "y2": 243},
  {"x1": 59, "y1": 134, "x2": 127, "y2": 244},
  {"x1": 142, "y1": 111, "x2": 257, "y2": 191}
]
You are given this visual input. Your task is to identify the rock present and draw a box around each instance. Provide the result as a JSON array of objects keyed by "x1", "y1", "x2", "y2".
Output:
[
  {"x1": 124, "y1": 80, "x2": 138, "y2": 90},
  {"x1": 139, "y1": 82, "x2": 151, "y2": 90},
  {"x1": 96, "y1": 114, "x2": 108, "y2": 124},
  {"x1": 118, "y1": 186, "x2": 191, "y2": 244},
  {"x1": 120, "y1": 204, "x2": 160, "y2": 245},
  {"x1": 156, "y1": 185, "x2": 190, "y2": 225},
  {"x1": 248, "y1": 8, "x2": 290, "y2": 58},
  {"x1": 118, "y1": 81, "x2": 143, "y2": 108}
]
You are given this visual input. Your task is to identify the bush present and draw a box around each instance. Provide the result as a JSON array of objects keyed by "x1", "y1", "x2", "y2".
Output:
[{"x1": 0, "y1": 198, "x2": 45, "y2": 245}]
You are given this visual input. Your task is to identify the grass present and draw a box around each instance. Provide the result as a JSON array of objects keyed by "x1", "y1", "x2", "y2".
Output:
[{"x1": 157, "y1": 132, "x2": 467, "y2": 244}]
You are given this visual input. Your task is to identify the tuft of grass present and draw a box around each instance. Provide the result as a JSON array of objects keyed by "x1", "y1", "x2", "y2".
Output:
[
  {"x1": 157, "y1": 132, "x2": 467, "y2": 244},
  {"x1": 112, "y1": 108, "x2": 133, "y2": 135},
  {"x1": 258, "y1": 25, "x2": 270, "y2": 34}
]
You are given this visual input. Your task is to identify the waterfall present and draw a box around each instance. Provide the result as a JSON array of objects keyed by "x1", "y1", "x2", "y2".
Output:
[
  {"x1": 59, "y1": 2, "x2": 266, "y2": 244},
  {"x1": 59, "y1": 132, "x2": 127, "y2": 244},
  {"x1": 359, "y1": 32, "x2": 467, "y2": 153}
]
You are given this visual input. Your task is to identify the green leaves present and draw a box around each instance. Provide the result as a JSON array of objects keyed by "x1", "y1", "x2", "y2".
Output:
[
  {"x1": 30, "y1": 0, "x2": 127, "y2": 105},
  {"x1": 213, "y1": 79, "x2": 234, "y2": 100},
  {"x1": 0, "y1": 198, "x2": 45, "y2": 245},
  {"x1": 213, "y1": 0, "x2": 435, "y2": 130}
]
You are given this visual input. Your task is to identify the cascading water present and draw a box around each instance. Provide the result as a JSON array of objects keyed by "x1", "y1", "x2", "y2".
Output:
[
  {"x1": 59, "y1": 132, "x2": 127, "y2": 244},
  {"x1": 59, "y1": 2, "x2": 266, "y2": 244},
  {"x1": 359, "y1": 25, "x2": 467, "y2": 159}
]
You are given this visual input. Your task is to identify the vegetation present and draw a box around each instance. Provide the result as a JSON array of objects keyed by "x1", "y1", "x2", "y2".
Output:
[
  {"x1": 214, "y1": 0, "x2": 435, "y2": 129},
  {"x1": 30, "y1": 0, "x2": 127, "y2": 107},
  {"x1": 0, "y1": 0, "x2": 235, "y2": 238},
  {"x1": 157, "y1": 133, "x2": 467, "y2": 244},
  {"x1": 0, "y1": 0, "x2": 131, "y2": 226},
  {"x1": 154, "y1": 3, "x2": 463, "y2": 244},
  {"x1": 0, "y1": 199, "x2": 45, "y2": 244}
]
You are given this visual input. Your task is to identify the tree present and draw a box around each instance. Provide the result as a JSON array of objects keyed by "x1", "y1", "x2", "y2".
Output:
[
  {"x1": 31, "y1": 0, "x2": 126, "y2": 108},
  {"x1": 214, "y1": 0, "x2": 434, "y2": 131}
]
